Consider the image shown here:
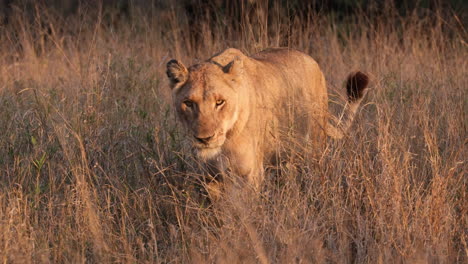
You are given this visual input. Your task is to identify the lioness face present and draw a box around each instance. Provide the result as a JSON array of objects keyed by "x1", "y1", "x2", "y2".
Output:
[{"x1": 166, "y1": 60, "x2": 242, "y2": 160}]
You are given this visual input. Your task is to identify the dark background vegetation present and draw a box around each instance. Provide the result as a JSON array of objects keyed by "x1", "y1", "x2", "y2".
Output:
[{"x1": 1, "y1": 0, "x2": 466, "y2": 27}]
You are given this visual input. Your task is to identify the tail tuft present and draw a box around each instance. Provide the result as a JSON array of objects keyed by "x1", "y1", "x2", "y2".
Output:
[
  {"x1": 346, "y1": 71, "x2": 369, "y2": 102},
  {"x1": 327, "y1": 71, "x2": 370, "y2": 139}
]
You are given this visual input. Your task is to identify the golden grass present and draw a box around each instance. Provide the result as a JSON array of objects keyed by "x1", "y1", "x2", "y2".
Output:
[{"x1": 0, "y1": 3, "x2": 466, "y2": 263}]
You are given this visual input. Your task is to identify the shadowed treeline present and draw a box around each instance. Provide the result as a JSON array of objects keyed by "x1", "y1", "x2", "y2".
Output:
[{"x1": 1, "y1": 0, "x2": 466, "y2": 25}]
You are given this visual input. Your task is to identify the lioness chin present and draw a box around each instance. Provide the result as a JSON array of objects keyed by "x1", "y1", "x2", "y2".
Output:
[{"x1": 166, "y1": 48, "x2": 369, "y2": 190}]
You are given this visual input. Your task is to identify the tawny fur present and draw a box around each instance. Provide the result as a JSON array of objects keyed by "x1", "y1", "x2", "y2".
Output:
[{"x1": 166, "y1": 48, "x2": 369, "y2": 188}]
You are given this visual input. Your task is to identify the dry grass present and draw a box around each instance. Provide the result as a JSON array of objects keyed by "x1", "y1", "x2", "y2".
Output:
[{"x1": 0, "y1": 2, "x2": 466, "y2": 263}]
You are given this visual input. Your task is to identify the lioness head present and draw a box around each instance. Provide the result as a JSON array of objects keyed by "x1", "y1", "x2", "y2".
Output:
[{"x1": 166, "y1": 57, "x2": 244, "y2": 160}]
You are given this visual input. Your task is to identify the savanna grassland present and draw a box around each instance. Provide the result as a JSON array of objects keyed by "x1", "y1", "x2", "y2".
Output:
[{"x1": 0, "y1": 1, "x2": 466, "y2": 263}]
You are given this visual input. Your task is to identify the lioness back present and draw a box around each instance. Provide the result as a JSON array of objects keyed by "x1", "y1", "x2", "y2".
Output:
[{"x1": 247, "y1": 48, "x2": 329, "y2": 148}]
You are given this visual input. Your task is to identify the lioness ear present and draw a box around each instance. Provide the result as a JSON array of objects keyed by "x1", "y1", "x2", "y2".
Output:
[
  {"x1": 222, "y1": 57, "x2": 243, "y2": 75},
  {"x1": 166, "y1": 59, "x2": 188, "y2": 88}
]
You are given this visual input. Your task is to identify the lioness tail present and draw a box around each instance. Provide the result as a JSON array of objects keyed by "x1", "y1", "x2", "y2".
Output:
[{"x1": 327, "y1": 71, "x2": 369, "y2": 139}]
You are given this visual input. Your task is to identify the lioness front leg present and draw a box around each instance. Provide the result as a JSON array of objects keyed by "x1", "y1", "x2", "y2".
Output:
[{"x1": 224, "y1": 138, "x2": 263, "y2": 189}]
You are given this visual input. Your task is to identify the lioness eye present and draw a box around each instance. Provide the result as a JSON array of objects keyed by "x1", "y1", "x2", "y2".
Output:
[
  {"x1": 183, "y1": 100, "x2": 193, "y2": 108},
  {"x1": 216, "y1": 99, "x2": 225, "y2": 107}
]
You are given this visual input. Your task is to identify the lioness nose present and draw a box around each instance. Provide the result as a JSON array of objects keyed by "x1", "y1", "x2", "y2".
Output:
[{"x1": 195, "y1": 135, "x2": 214, "y2": 144}]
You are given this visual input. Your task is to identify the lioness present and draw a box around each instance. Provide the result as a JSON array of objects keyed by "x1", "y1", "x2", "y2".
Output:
[{"x1": 166, "y1": 48, "x2": 368, "y2": 188}]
